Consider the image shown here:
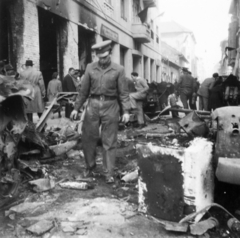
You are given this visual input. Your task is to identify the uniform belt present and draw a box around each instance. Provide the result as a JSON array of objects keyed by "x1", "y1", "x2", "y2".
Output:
[{"x1": 90, "y1": 94, "x2": 117, "y2": 101}]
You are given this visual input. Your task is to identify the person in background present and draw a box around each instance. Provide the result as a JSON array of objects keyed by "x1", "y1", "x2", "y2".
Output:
[
  {"x1": 189, "y1": 75, "x2": 198, "y2": 110},
  {"x1": 129, "y1": 72, "x2": 149, "y2": 129},
  {"x1": 79, "y1": 70, "x2": 85, "y2": 89},
  {"x1": 20, "y1": 59, "x2": 46, "y2": 122},
  {"x1": 72, "y1": 69, "x2": 81, "y2": 92},
  {"x1": 62, "y1": 68, "x2": 77, "y2": 118},
  {"x1": 47, "y1": 72, "x2": 62, "y2": 102},
  {"x1": 177, "y1": 67, "x2": 195, "y2": 109},
  {"x1": 208, "y1": 77, "x2": 224, "y2": 111},
  {"x1": 47, "y1": 72, "x2": 62, "y2": 118},
  {"x1": 197, "y1": 73, "x2": 218, "y2": 111},
  {"x1": 70, "y1": 40, "x2": 130, "y2": 184},
  {"x1": 0, "y1": 61, "x2": 5, "y2": 75},
  {"x1": 167, "y1": 86, "x2": 179, "y2": 118},
  {"x1": 62, "y1": 67, "x2": 76, "y2": 92}
]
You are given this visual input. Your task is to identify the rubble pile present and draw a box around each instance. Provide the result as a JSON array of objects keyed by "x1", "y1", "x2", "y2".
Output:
[
  {"x1": 1, "y1": 75, "x2": 240, "y2": 238},
  {"x1": 0, "y1": 77, "x2": 81, "y2": 212}
]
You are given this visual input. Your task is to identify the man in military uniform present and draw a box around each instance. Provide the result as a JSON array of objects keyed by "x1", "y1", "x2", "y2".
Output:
[
  {"x1": 177, "y1": 67, "x2": 195, "y2": 109},
  {"x1": 70, "y1": 40, "x2": 130, "y2": 183}
]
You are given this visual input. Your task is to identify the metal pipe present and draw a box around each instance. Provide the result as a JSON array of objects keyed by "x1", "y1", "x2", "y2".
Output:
[{"x1": 169, "y1": 108, "x2": 211, "y2": 115}]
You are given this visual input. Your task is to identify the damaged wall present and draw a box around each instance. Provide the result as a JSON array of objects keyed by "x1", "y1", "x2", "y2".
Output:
[
  {"x1": 9, "y1": 0, "x2": 25, "y2": 70},
  {"x1": 21, "y1": 0, "x2": 40, "y2": 70},
  {"x1": 63, "y1": 22, "x2": 79, "y2": 75}
]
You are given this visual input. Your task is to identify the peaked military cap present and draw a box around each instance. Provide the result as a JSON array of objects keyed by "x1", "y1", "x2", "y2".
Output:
[
  {"x1": 92, "y1": 40, "x2": 112, "y2": 58},
  {"x1": 25, "y1": 59, "x2": 34, "y2": 66}
]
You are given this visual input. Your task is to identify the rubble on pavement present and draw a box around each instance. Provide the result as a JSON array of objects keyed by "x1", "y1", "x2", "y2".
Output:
[{"x1": 1, "y1": 78, "x2": 240, "y2": 238}]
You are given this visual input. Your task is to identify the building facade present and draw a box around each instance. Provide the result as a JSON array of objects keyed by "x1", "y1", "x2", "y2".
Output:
[
  {"x1": 159, "y1": 20, "x2": 198, "y2": 77},
  {"x1": 0, "y1": 0, "x2": 163, "y2": 87},
  {"x1": 227, "y1": 0, "x2": 239, "y2": 76},
  {"x1": 160, "y1": 40, "x2": 188, "y2": 83}
]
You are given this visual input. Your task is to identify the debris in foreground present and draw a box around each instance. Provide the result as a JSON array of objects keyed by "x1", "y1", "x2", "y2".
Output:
[
  {"x1": 26, "y1": 220, "x2": 54, "y2": 236},
  {"x1": 59, "y1": 181, "x2": 94, "y2": 190},
  {"x1": 29, "y1": 178, "x2": 56, "y2": 192}
]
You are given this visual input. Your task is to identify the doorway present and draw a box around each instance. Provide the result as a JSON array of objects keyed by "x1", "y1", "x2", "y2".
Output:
[
  {"x1": 0, "y1": 0, "x2": 11, "y2": 64},
  {"x1": 78, "y1": 26, "x2": 95, "y2": 71},
  {"x1": 38, "y1": 7, "x2": 65, "y2": 87}
]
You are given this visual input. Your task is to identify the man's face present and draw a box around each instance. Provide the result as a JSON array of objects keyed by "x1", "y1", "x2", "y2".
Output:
[
  {"x1": 98, "y1": 54, "x2": 111, "y2": 65},
  {"x1": 131, "y1": 75, "x2": 137, "y2": 81},
  {"x1": 69, "y1": 69, "x2": 75, "y2": 76}
]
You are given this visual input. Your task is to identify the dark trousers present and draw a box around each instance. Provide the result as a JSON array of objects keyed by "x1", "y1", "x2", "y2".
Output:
[
  {"x1": 180, "y1": 92, "x2": 192, "y2": 109},
  {"x1": 82, "y1": 98, "x2": 119, "y2": 177}
]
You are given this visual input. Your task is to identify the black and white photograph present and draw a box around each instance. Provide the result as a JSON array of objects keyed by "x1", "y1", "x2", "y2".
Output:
[{"x1": 0, "y1": 0, "x2": 239, "y2": 237}]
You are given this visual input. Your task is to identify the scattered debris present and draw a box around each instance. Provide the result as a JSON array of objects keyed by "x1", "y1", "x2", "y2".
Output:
[
  {"x1": 29, "y1": 178, "x2": 56, "y2": 192},
  {"x1": 67, "y1": 149, "x2": 83, "y2": 160},
  {"x1": 50, "y1": 140, "x2": 79, "y2": 156},
  {"x1": 26, "y1": 220, "x2": 54, "y2": 236},
  {"x1": 190, "y1": 217, "x2": 219, "y2": 235},
  {"x1": 178, "y1": 111, "x2": 209, "y2": 137},
  {"x1": 59, "y1": 181, "x2": 94, "y2": 190},
  {"x1": 9, "y1": 202, "x2": 45, "y2": 214},
  {"x1": 150, "y1": 215, "x2": 188, "y2": 233},
  {"x1": 121, "y1": 170, "x2": 138, "y2": 183}
]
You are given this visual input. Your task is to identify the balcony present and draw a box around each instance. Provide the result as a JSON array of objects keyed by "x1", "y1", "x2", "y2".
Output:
[{"x1": 132, "y1": 23, "x2": 151, "y2": 43}]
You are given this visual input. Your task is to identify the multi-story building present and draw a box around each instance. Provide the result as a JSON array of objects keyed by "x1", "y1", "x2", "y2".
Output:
[
  {"x1": 227, "y1": 0, "x2": 239, "y2": 76},
  {"x1": 0, "y1": 0, "x2": 163, "y2": 87},
  {"x1": 160, "y1": 20, "x2": 198, "y2": 77},
  {"x1": 160, "y1": 40, "x2": 188, "y2": 83}
]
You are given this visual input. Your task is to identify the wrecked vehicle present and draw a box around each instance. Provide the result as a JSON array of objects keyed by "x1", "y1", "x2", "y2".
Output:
[{"x1": 0, "y1": 77, "x2": 81, "y2": 206}]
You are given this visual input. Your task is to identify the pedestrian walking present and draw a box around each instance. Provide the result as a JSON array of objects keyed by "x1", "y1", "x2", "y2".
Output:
[
  {"x1": 70, "y1": 40, "x2": 130, "y2": 184},
  {"x1": 197, "y1": 73, "x2": 218, "y2": 111},
  {"x1": 177, "y1": 67, "x2": 195, "y2": 110},
  {"x1": 129, "y1": 72, "x2": 149, "y2": 128},
  {"x1": 20, "y1": 59, "x2": 46, "y2": 122}
]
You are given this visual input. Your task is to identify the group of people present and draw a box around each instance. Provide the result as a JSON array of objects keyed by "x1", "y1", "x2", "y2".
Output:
[
  {"x1": 0, "y1": 58, "x2": 85, "y2": 121},
  {"x1": 174, "y1": 68, "x2": 230, "y2": 113}
]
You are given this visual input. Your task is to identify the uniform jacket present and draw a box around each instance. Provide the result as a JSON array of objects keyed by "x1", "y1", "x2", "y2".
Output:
[
  {"x1": 62, "y1": 74, "x2": 76, "y2": 92},
  {"x1": 47, "y1": 79, "x2": 62, "y2": 102},
  {"x1": 74, "y1": 61, "x2": 130, "y2": 113},
  {"x1": 197, "y1": 77, "x2": 215, "y2": 98},
  {"x1": 20, "y1": 67, "x2": 46, "y2": 113},
  {"x1": 177, "y1": 73, "x2": 194, "y2": 95}
]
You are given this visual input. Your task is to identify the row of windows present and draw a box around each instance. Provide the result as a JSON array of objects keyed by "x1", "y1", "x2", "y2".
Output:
[{"x1": 104, "y1": 0, "x2": 159, "y2": 43}]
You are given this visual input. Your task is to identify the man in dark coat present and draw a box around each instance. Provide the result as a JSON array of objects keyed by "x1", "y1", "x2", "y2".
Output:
[
  {"x1": 62, "y1": 67, "x2": 76, "y2": 92},
  {"x1": 177, "y1": 67, "x2": 195, "y2": 109},
  {"x1": 197, "y1": 73, "x2": 218, "y2": 111},
  {"x1": 70, "y1": 40, "x2": 130, "y2": 183}
]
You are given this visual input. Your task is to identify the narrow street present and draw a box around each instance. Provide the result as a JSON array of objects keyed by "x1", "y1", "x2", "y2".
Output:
[{"x1": 1, "y1": 0, "x2": 240, "y2": 237}]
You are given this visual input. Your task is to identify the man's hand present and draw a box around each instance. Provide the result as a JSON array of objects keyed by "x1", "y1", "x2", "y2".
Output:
[
  {"x1": 70, "y1": 110, "x2": 78, "y2": 120},
  {"x1": 122, "y1": 113, "x2": 130, "y2": 123}
]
